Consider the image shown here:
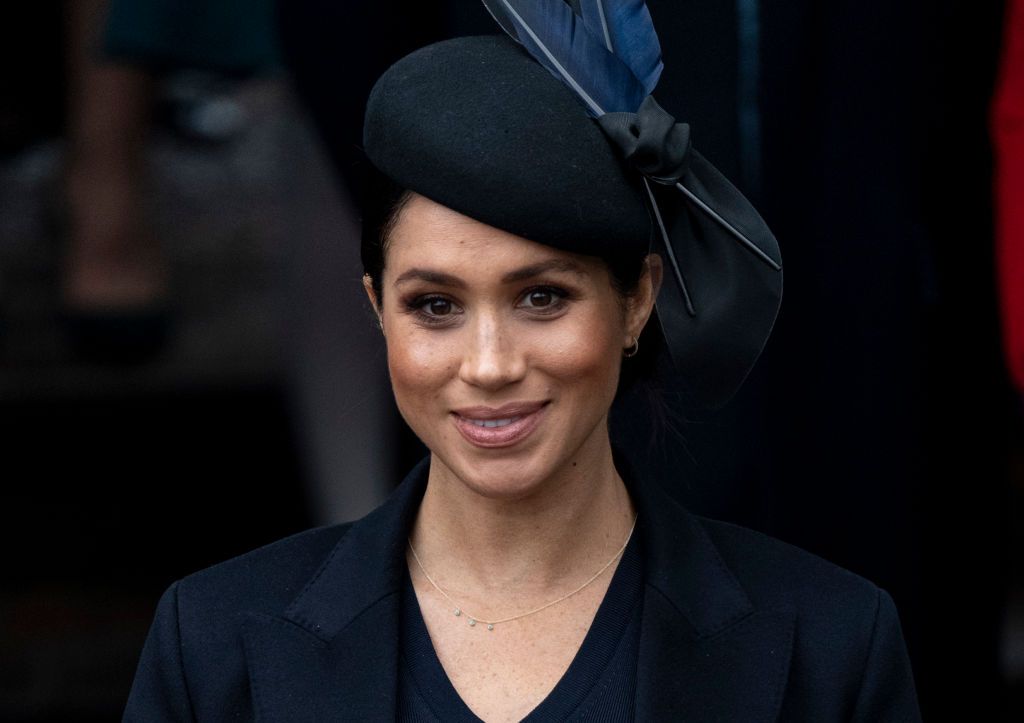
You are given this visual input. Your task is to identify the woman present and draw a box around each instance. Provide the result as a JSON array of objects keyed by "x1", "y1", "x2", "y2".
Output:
[{"x1": 125, "y1": 2, "x2": 920, "y2": 720}]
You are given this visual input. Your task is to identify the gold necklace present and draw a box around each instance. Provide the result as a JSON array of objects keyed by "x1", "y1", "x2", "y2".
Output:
[{"x1": 407, "y1": 515, "x2": 637, "y2": 631}]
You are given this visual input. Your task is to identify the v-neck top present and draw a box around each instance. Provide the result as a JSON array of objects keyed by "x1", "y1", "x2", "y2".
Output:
[{"x1": 397, "y1": 531, "x2": 643, "y2": 722}]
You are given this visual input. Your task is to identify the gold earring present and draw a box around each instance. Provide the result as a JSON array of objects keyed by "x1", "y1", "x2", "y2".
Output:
[{"x1": 623, "y1": 337, "x2": 639, "y2": 358}]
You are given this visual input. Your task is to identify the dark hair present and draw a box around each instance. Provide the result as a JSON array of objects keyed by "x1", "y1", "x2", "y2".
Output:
[
  {"x1": 357, "y1": 162, "x2": 664, "y2": 396},
  {"x1": 359, "y1": 164, "x2": 410, "y2": 304}
]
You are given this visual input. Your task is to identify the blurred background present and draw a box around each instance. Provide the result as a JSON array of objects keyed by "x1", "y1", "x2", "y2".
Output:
[{"x1": 0, "y1": 0, "x2": 1021, "y2": 720}]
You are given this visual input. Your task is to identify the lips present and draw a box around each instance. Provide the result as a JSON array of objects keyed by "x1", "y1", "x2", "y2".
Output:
[{"x1": 451, "y1": 402, "x2": 548, "y2": 448}]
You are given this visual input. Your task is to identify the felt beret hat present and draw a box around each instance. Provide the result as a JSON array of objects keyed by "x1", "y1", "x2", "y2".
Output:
[
  {"x1": 362, "y1": 1, "x2": 783, "y2": 409},
  {"x1": 364, "y1": 35, "x2": 652, "y2": 258}
]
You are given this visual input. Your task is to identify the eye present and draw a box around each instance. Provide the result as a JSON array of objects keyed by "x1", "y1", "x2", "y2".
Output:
[
  {"x1": 527, "y1": 289, "x2": 554, "y2": 307},
  {"x1": 404, "y1": 294, "x2": 462, "y2": 326},
  {"x1": 424, "y1": 297, "x2": 454, "y2": 316},
  {"x1": 518, "y1": 286, "x2": 569, "y2": 313}
]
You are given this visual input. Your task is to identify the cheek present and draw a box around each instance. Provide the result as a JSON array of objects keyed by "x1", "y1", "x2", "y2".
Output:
[
  {"x1": 536, "y1": 310, "x2": 623, "y2": 390},
  {"x1": 385, "y1": 328, "x2": 457, "y2": 412}
]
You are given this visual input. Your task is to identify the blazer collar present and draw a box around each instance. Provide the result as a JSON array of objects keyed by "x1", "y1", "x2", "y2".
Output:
[
  {"x1": 631, "y1": 471, "x2": 795, "y2": 722},
  {"x1": 242, "y1": 458, "x2": 429, "y2": 722},
  {"x1": 243, "y1": 457, "x2": 793, "y2": 722}
]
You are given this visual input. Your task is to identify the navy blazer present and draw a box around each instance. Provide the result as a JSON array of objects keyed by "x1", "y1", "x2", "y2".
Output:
[{"x1": 125, "y1": 459, "x2": 921, "y2": 721}]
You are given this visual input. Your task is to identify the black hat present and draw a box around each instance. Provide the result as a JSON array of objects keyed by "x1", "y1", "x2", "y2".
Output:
[{"x1": 363, "y1": 0, "x2": 782, "y2": 409}]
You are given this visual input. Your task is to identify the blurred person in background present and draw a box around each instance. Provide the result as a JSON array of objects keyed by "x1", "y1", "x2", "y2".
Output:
[
  {"x1": 0, "y1": 1, "x2": 272, "y2": 361},
  {"x1": 91, "y1": 0, "x2": 399, "y2": 521},
  {"x1": 1, "y1": 2, "x2": 309, "y2": 719},
  {"x1": 62, "y1": 0, "x2": 280, "y2": 360},
  {"x1": 62, "y1": 0, "x2": 166, "y2": 360}
]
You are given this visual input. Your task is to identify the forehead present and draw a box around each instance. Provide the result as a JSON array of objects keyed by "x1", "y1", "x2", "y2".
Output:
[{"x1": 384, "y1": 194, "x2": 608, "y2": 282}]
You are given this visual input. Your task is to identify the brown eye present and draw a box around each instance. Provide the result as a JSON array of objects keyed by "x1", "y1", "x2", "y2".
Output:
[
  {"x1": 523, "y1": 289, "x2": 555, "y2": 308},
  {"x1": 425, "y1": 298, "x2": 453, "y2": 316},
  {"x1": 403, "y1": 294, "x2": 462, "y2": 325},
  {"x1": 516, "y1": 286, "x2": 570, "y2": 315}
]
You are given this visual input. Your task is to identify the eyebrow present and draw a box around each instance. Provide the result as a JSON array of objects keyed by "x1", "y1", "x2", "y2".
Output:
[
  {"x1": 393, "y1": 259, "x2": 586, "y2": 287},
  {"x1": 500, "y1": 259, "x2": 586, "y2": 283},
  {"x1": 393, "y1": 268, "x2": 465, "y2": 288}
]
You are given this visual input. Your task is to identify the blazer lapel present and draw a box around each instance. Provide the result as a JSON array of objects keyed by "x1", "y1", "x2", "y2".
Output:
[
  {"x1": 242, "y1": 599, "x2": 400, "y2": 722},
  {"x1": 633, "y1": 479, "x2": 795, "y2": 722},
  {"x1": 240, "y1": 455, "x2": 795, "y2": 721},
  {"x1": 242, "y1": 459, "x2": 430, "y2": 722}
]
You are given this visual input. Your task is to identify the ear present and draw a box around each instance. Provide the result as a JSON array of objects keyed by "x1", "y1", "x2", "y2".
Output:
[
  {"x1": 624, "y1": 254, "x2": 663, "y2": 345},
  {"x1": 363, "y1": 274, "x2": 384, "y2": 333}
]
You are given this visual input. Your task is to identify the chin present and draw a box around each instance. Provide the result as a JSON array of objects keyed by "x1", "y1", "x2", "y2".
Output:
[{"x1": 428, "y1": 441, "x2": 566, "y2": 501}]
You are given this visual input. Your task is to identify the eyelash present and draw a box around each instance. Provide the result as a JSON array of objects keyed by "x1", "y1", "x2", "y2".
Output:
[{"x1": 402, "y1": 286, "x2": 571, "y2": 326}]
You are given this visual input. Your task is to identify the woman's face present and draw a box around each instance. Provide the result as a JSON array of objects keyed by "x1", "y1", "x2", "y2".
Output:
[{"x1": 368, "y1": 194, "x2": 658, "y2": 500}]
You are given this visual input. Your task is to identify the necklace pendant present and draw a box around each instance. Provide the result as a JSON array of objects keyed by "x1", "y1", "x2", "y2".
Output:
[{"x1": 409, "y1": 514, "x2": 636, "y2": 636}]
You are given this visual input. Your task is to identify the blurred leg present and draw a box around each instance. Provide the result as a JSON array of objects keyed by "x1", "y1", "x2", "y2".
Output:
[{"x1": 63, "y1": 0, "x2": 165, "y2": 311}]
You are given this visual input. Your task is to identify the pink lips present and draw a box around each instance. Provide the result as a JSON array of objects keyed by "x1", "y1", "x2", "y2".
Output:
[{"x1": 451, "y1": 401, "x2": 548, "y2": 448}]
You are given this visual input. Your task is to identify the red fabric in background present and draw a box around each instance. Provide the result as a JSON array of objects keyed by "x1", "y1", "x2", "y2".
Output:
[{"x1": 994, "y1": 0, "x2": 1024, "y2": 393}]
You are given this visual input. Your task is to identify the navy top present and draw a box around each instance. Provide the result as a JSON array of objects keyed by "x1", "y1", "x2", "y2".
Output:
[
  {"x1": 125, "y1": 456, "x2": 921, "y2": 721},
  {"x1": 397, "y1": 532, "x2": 643, "y2": 722}
]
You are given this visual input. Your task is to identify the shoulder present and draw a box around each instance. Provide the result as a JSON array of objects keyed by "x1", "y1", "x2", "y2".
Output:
[
  {"x1": 692, "y1": 514, "x2": 893, "y2": 651},
  {"x1": 694, "y1": 515, "x2": 883, "y2": 618},
  {"x1": 691, "y1": 516, "x2": 919, "y2": 719},
  {"x1": 125, "y1": 524, "x2": 355, "y2": 720},
  {"x1": 174, "y1": 522, "x2": 354, "y2": 620}
]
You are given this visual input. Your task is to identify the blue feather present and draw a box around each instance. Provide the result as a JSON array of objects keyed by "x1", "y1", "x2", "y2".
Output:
[
  {"x1": 477, "y1": 0, "x2": 781, "y2": 333},
  {"x1": 577, "y1": 0, "x2": 663, "y2": 95},
  {"x1": 479, "y1": 0, "x2": 646, "y2": 115},
  {"x1": 478, "y1": 0, "x2": 519, "y2": 40}
]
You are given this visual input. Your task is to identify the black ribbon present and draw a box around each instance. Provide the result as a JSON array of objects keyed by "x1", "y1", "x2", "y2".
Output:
[{"x1": 596, "y1": 96, "x2": 691, "y2": 185}]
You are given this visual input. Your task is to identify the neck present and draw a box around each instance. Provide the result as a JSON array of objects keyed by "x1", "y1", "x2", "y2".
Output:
[{"x1": 409, "y1": 435, "x2": 635, "y2": 607}]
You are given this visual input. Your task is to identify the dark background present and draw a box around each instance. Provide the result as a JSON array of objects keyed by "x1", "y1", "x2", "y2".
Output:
[{"x1": 1, "y1": 0, "x2": 1021, "y2": 720}]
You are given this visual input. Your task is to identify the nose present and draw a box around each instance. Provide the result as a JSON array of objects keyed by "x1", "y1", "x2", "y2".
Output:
[{"x1": 458, "y1": 311, "x2": 527, "y2": 391}]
